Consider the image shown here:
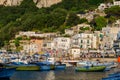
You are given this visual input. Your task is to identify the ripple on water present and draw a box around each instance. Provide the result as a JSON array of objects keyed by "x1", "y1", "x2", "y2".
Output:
[{"x1": 10, "y1": 68, "x2": 119, "y2": 80}]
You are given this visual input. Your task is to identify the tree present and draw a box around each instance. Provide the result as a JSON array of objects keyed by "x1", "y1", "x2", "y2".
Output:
[
  {"x1": 108, "y1": 16, "x2": 116, "y2": 24},
  {"x1": 105, "y1": 6, "x2": 120, "y2": 19},
  {"x1": 3, "y1": 40, "x2": 9, "y2": 51},
  {"x1": 66, "y1": 12, "x2": 81, "y2": 26},
  {"x1": 14, "y1": 39, "x2": 20, "y2": 48},
  {"x1": 94, "y1": 16, "x2": 107, "y2": 30},
  {"x1": 79, "y1": 18, "x2": 88, "y2": 23}
]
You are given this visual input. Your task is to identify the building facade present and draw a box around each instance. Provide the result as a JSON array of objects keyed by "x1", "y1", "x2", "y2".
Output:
[
  {"x1": 53, "y1": 37, "x2": 71, "y2": 50},
  {"x1": 71, "y1": 33, "x2": 97, "y2": 49}
]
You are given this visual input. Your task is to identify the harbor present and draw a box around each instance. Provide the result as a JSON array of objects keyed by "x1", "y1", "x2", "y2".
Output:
[{"x1": 0, "y1": 51, "x2": 119, "y2": 80}]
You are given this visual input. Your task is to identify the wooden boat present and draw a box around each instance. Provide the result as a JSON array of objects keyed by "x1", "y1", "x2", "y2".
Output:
[
  {"x1": 75, "y1": 66, "x2": 106, "y2": 72},
  {"x1": 0, "y1": 68, "x2": 16, "y2": 79}
]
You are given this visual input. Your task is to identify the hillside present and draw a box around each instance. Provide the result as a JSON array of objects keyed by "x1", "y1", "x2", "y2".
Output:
[{"x1": 0, "y1": 0, "x2": 119, "y2": 47}]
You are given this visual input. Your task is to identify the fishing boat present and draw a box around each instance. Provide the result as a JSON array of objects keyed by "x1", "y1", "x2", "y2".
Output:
[
  {"x1": 0, "y1": 67, "x2": 16, "y2": 79},
  {"x1": 5, "y1": 63, "x2": 40, "y2": 71},
  {"x1": 35, "y1": 61, "x2": 54, "y2": 71},
  {"x1": 40, "y1": 65, "x2": 51, "y2": 71},
  {"x1": 76, "y1": 60, "x2": 115, "y2": 71},
  {"x1": 16, "y1": 65, "x2": 40, "y2": 71},
  {"x1": 75, "y1": 66, "x2": 106, "y2": 72}
]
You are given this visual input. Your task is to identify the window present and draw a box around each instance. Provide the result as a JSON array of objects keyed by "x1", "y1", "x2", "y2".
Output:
[
  {"x1": 87, "y1": 35, "x2": 90, "y2": 38},
  {"x1": 80, "y1": 45, "x2": 82, "y2": 48},
  {"x1": 87, "y1": 40, "x2": 89, "y2": 43},
  {"x1": 81, "y1": 40, "x2": 83, "y2": 43}
]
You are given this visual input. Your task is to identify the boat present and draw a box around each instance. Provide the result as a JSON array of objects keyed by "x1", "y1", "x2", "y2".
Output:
[
  {"x1": 47, "y1": 58, "x2": 66, "y2": 70},
  {"x1": 0, "y1": 68, "x2": 16, "y2": 79},
  {"x1": 55, "y1": 62, "x2": 66, "y2": 70},
  {"x1": 16, "y1": 65, "x2": 40, "y2": 71},
  {"x1": 102, "y1": 72, "x2": 120, "y2": 80},
  {"x1": 75, "y1": 66, "x2": 106, "y2": 72},
  {"x1": 109, "y1": 72, "x2": 120, "y2": 77},
  {"x1": 40, "y1": 65, "x2": 51, "y2": 71},
  {"x1": 76, "y1": 60, "x2": 115, "y2": 71},
  {"x1": 55, "y1": 64, "x2": 66, "y2": 70},
  {"x1": 102, "y1": 77, "x2": 120, "y2": 80},
  {"x1": 5, "y1": 63, "x2": 40, "y2": 71},
  {"x1": 102, "y1": 76, "x2": 120, "y2": 80},
  {"x1": 35, "y1": 61, "x2": 55, "y2": 71}
]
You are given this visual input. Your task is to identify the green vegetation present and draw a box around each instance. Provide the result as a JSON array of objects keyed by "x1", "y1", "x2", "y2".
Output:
[
  {"x1": 94, "y1": 16, "x2": 107, "y2": 30},
  {"x1": 80, "y1": 27, "x2": 90, "y2": 31},
  {"x1": 105, "y1": 6, "x2": 120, "y2": 23},
  {"x1": 0, "y1": 0, "x2": 118, "y2": 48}
]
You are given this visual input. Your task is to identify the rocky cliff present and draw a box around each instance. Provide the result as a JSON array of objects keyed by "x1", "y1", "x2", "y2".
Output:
[
  {"x1": 0, "y1": 0, "x2": 62, "y2": 8},
  {"x1": 33, "y1": 0, "x2": 62, "y2": 8},
  {"x1": 0, "y1": 0, "x2": 23, "y2": 6}
]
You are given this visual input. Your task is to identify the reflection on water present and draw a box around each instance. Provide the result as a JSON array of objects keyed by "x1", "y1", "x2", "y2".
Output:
[
  {"x1": 10, "y1": 68, "x2": 119, "y2": 80},
  {"x1": 45, "y1": 71, "x2": 55, "y2": 80}
]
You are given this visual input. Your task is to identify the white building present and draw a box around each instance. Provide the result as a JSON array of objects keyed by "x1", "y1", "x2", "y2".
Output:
[
  {"x1": 71, "y1": 33, "x2": 97, "y2": 49},
  {"x1": 65, "y1": 28, "x2": 74, "y2": 36},
  {"x1": 114, "y1": 19, "x2": 120, "y2": 27},
  {"x1": 102, "y1": 26, "x2": 120, "y2": 41},
  {"x1": 113, "y1": 0, "x2": 120, "y2": 6},
  {"x1": 42, "y1": 40, "x2": 54, "y2": 50},
  {"x1": 53, "y1": 37, "x2": 71, "y2": 50},
  {"x1": 102, "y1": 26, "x2": 120, "y2": 49},
  {"x1": 23, "y1": 43, "x2": 39, "y2": 54},
  {"x1": 77, "y1": 11, "x2": 95, "y2": 22},
  {"x1": 98, "y1": 3, "x2": 107, "y2": 11},
  {"x1": 70, "y1": 47, "x2": 80, "y2": 58},
  {"x1": 98, "y1": 3, "x2": 112, "y2": 11}
]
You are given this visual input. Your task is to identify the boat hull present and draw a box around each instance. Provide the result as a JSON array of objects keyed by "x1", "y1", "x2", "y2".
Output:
[
  {"x1": 5, "y1": 63, "x2": 40, "y2": 71},
  {"x1": 40, "y1": 65, "x2": 51, "y2": 71},
  {"x1": 0, "y1": 68, "x2": 16, "y2": 78},
  {"x1": 35, "y1": 62, "x2": 55, "y2": 71},
  {"x1": 55, "y1": 64, "x2": 66, "y2": 70},
  {"x1": 75, "y1": 66, "x2": 106, "y2": 72},
  {"x1": 16, "y1": 65, "x2": 40, "y2": 71}
]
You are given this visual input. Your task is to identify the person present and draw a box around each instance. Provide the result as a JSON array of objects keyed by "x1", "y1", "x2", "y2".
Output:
[{"x1": 117, "y1": 56, "x2": 120, "y2": 68}]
